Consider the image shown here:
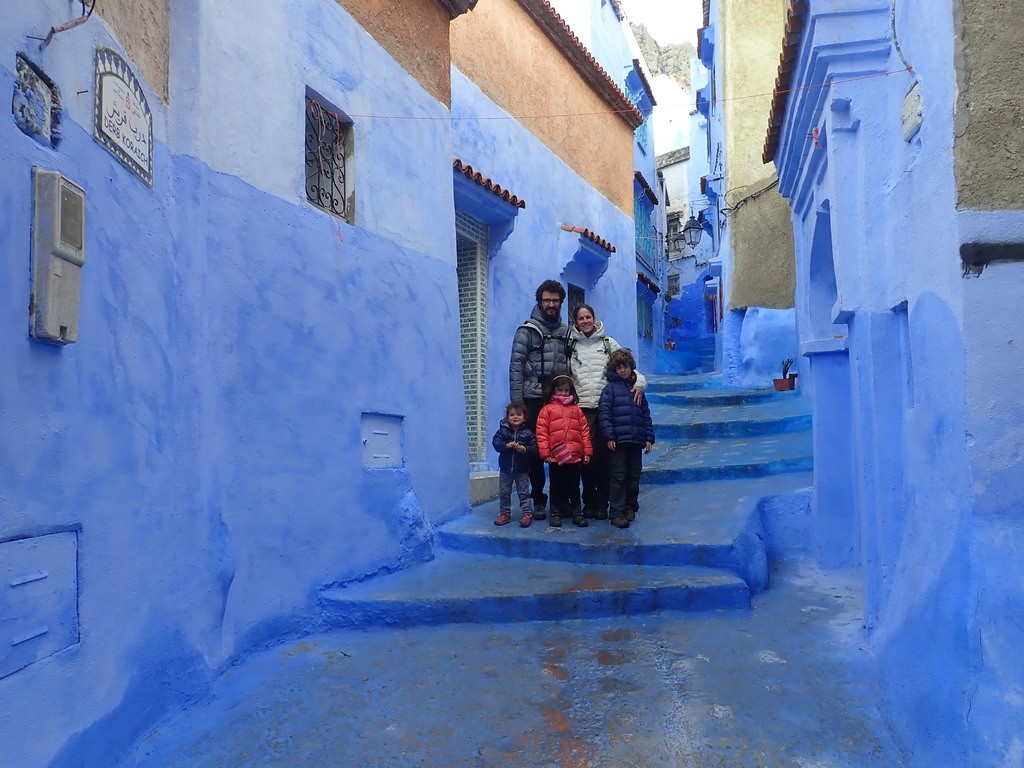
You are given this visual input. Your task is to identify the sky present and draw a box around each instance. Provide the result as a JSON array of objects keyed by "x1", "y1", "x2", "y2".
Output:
[{"x1": 617, "y1": 0, "x2": 703, "y2": 47}]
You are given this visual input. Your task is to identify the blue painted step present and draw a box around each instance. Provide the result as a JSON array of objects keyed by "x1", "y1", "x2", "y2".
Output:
[
  {"x1": 644, "y1": 373, "x2": 722, "y2": 393},
  {"x1": 652, "y1": 399, "x2": 812, "y2": 439},
  {"x1": 646, "y1": 388, "x2": 797, "y2": 407},
  {"x1": 437, "y1": 475, "x2": 815, "y2": 591},
  {"x1": 318, "y1": 553, "x2": 749, "y2": 628},
  {"x1": 642, "y1": 431, "x2": 813, "y2": 484}
]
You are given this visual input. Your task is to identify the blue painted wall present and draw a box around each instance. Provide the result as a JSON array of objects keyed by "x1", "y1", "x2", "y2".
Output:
[
  {"x1": 547, "y1": 0, "x2": 666, "y2": 373},
  {"x1": 773, "y1": 1, "x2": 1024, "y2": 764},
  {"x1": 1, "y1": 2, "x2": 469, "y2": 765},
  {"x1": 450, "y1": 71, "x2": 638, "y2": 472}
]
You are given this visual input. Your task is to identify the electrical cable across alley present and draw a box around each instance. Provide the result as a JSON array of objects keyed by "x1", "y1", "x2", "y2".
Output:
[{"x1": 334, "y1": 66, "x2": 913, "y2": 124}]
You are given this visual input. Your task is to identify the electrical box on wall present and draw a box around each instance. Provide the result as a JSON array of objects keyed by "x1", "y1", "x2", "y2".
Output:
[{"x1": 31, "y1": 168, "x2": 86, "y2": 345}]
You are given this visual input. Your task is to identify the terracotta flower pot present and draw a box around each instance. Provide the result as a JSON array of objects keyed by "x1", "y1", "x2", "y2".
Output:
[{"x1": 773, "y1": 377, "x2": 794, "y2": 391}]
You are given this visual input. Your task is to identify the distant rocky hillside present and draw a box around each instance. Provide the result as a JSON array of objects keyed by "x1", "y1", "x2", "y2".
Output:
[{"x1": 632, "y1": 23, "x2": 695, "y2": 92}]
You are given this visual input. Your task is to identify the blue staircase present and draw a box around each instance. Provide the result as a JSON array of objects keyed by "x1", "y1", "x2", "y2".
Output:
[{"x1": 319, "y1": 373, "x2": 813, "y2": 627}]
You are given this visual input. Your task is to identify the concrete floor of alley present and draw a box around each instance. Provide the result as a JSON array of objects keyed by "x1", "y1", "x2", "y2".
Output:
[{"x1": 119, "y1": 374, "x2": 909, "y2": 767}]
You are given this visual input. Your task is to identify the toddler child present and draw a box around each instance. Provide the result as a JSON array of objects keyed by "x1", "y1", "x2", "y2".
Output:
[
  {"x1": 598, "y1": 348, "x2": 655, "y2": 529},
  {"x1": 491, "y1": 402, "x2": 538, "y2": 527},
  {"x1": 535, "y1": 374, "x2": 592, "y2": 528}
]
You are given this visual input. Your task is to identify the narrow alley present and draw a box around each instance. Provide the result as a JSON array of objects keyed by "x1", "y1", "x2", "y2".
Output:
[
  {"x1": 118, "y1": 374, "x2": 905, "y2": 767},
  {"x1": 6, "y1": 0, "x2": 1024, "y2": 765}
]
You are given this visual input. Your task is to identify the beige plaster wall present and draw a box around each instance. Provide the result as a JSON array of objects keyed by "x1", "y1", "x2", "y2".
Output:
[
  {"x1": 954, "y1": 0, "x2": 1024, "y2": 210},
  {"x1": 95, "y1": 0, "x2": 169, "y2": 101},
  {"x1": 730, "y1": 183, "x2": 795, "y2": 309},
  {"x1": 721, "y1": 0, "x2": 793, "y2": 308},
  {"x1": 450, "y1": 0, "x2": 634, "y2": 214},
  {"x1": 339, "y1": 0, "x2": 453, "y2": 106}
]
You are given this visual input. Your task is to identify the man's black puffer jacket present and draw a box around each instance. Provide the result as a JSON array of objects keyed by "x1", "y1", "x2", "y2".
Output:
[{"x1": 508, "y1": 304, "x2": 571, "y2": 402}]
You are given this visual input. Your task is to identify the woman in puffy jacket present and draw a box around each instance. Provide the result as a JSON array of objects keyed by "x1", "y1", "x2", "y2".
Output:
[
  {"x1": 535, "y1": 375, "x2": 592, "y2": 529},
  {"x1": 569, "y1": 304, "x2": 646, "y2": 520}
]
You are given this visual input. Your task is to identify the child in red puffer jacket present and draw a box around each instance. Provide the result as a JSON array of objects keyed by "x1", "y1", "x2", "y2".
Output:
[{"x1": 535, "y1": 374, "x2": 592, "y2": 529}]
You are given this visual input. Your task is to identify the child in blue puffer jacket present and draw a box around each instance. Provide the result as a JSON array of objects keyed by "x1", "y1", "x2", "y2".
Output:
[
  {"x1": 491, "y1": 402, "x2": 538, "y2": 527},
  {"x1": 598, "y1": 348, "x2": 655, "y2": 529}
]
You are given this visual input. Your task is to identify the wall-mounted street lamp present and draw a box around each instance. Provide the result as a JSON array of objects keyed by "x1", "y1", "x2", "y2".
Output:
[{"x1": 681, "y1": 215, "x2": 703, "y2": 248}]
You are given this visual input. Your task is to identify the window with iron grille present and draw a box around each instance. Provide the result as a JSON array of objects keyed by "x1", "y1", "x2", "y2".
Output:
[
  {"x1": 637, "y1": 297, "x2": 654, "y2": 340},
  {"x1": 626, "y1": 82, "x2": 649, "y2": 154},
  {"x1": 668, "y1": 273, "x2": 680, "y2": 298},
  {"x1": 634, "y1": 196, "x2": 656, "y2": 272},
  {"x1": 456, "y1": 211, "x2": 489, "y2": 468},
  {"x1": 305, "y1": 89, "x2": 354, "y2": 222}
]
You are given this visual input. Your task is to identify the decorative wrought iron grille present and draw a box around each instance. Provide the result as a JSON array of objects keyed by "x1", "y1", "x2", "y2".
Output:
[
  {"x1": 455, "y1": 211, "x2": 489, "y2": 467},
  {"x1": 305, "y1": 94, "x2": 349, "y2": 218},
  {"x1": 634, "y1": 196, "x2": 657, "y2": 273},
  {"x1": 637, "y1": 298, "x2": 654, "y2": 340},
  {"x1": 626, "y1": 83, "x2": 649, "y2": 154}
]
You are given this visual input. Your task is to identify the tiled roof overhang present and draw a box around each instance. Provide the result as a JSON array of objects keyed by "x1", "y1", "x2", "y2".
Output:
[
  {"x1": 453, "y1": 159, "x2": 526, "y2": 208},
  {"x1": 435, "y1": 0, "x2": 478, "y2": 19},
  {"x1": 561, "y1": 225, "x2": 616, "y2": 253},
  {"x1": 633, "y1": 58, "x2": 658, "y2": 106},
  {"x1": 763, "y1": 0, "x2": 808, "y2": 163},
  {"x1": 634, "y1": 171, "x2": 659, "y2": 205},
  {"x1": 608, "y1": 0, "x2": 625, "y2": 21},
  {"x1": 637, "y1": 271, "x2": 661, "y2": 293},
  {"x1": 513, "y1": 0, "x2": 645, "y2": 129}
]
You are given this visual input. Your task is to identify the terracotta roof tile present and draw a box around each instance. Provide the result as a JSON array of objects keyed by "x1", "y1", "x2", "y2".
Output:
[
  {"x1": 763, "y1": 0, "x2": 808, "y2": 163},
  {"x1": 634, "y1": 170, "x2": 659, "y2": 205},
  {"x1": 514, "y1": 0, "x2": 645, "y2": 129},
  {"x1": 453, "y1": 159, "x2": 526, "y2": 208},
  {"x1": 561, "y1": 224, "x2": 616, "y2": 253},
  {"x1": 637, "y1": 271, "x2": 661, "y2": 293}
]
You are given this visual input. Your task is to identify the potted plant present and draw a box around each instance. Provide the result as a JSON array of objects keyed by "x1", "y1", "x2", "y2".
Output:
[{"x1": 773, "y1": 358, "x2": 796, "y2": 391}]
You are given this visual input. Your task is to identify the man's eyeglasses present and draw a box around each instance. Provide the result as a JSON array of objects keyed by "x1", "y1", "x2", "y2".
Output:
[{"x1": 541, "y1": 299, "x2": 562, "y2": 305}]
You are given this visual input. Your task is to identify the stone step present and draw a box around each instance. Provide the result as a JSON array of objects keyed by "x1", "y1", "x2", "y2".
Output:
[
  {"x1": 644, "y1": 372, "x2": 722, "y2": 393},
  {"x1": 317, "y1": 552, "x2": 750, "y2": 629},
  {"x1": 646, "y1": 388, "x2": 797, "y2": 407},
  {"x1": 439, "y1": 475, "x2": 811, "y2": 590},
  {"x1": 643, "y1": 430, "x2": 813, "y2": 483},
  {"x1": 650, "y1": 398, "x2": 812, "y2": 439}
]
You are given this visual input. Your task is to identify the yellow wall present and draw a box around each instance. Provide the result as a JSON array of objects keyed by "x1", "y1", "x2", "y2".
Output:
[
  {"x1": 721, "y1": 0, "x2": 794, "y2": 308},
  {"x1": 96, "y1": 0, "x2": 170, "y2": 101},
  {"x1": 339, "y1": 0, "x2": 453, "y2": 106},
  {"x1": 954, "y1": 0, "x2": 1024, "y2": 210},
  {"x1": 451, "y1": 0, "x2": 635, "y2": 214}
]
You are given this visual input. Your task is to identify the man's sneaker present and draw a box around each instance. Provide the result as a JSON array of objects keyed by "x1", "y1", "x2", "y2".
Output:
[
  {"x1": 610, "y1": 516, "x2": 629, "y2": 529},
  {"x1": 519, "y1": 512, "x2": 533, "y2": 528},
  {"x1": 593, "y1": 509, "x2": 609, "y2": 520},
  {"x1": 625, "y1": 506, "x2": 637, "y2": 523},
  {"x1": 572, "y1": 513, "x2": 589, "y2": 527},
  {"x1": 494, "y1": 511, "x2": 512, "y2": 526},
  {"x1": 548, "y1": 512, "x2": 562, "y2": 528}
]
